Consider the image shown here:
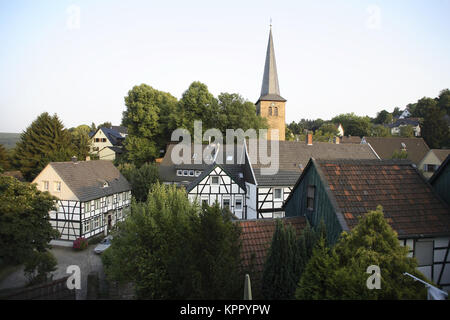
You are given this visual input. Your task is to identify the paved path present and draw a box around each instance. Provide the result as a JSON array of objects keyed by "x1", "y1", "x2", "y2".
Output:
[{"x1": 0, "y1": 245, "x2": 104, "y2": 300}]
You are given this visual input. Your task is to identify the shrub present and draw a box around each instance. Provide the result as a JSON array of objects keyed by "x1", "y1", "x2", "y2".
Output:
[
  {"x1": 73, "y1": 237, "x2": 88, "y2": 251},
  {"x1": 24, "y1": 251, "x2": 57, "y2": 286}
]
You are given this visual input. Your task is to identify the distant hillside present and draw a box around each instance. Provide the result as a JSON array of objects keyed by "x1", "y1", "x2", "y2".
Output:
[{"x1": 0, "y1": 132, "x2": 21, "y2": 149}]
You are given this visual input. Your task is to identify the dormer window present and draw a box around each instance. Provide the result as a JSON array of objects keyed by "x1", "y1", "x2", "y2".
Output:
[
  {"x1": 195, "y1": 170, "x2": 201, "y2": 177},
  {"x1": 102, "y1": 181, "x2": 109, "y2": 188},
  {"x1": 189, "y1": 170, "x2": 194, "y2": 176},
  {"x1": 177, "y1": 170, "x2": 183, "y2": 176}
]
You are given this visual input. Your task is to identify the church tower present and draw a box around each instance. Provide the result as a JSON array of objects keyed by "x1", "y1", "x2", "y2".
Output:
[{"x1": 256, "y1": 25, "x2": 286, "y2": 141}]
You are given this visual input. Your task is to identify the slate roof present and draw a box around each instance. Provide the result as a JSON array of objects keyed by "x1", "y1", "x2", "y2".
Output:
[
  {"x1": 340, "y1": 136, "x2": 362, "y2": 144},
  {"x1": 246, "y1": 140, "x2": 379, "y2": 186},
  {"x1": 49, "y1": 160, "x2": 131, "y2": 202},
  {"x1": 362, "y1": 137, "x2": 430, "y2": 165},
  {"x1": 314, "y1": 159, "x2": 450, "y2": 238},
  {"x1": 237, "y1": 216, "x2": 307, "y2": 280},
  {"x1": 159, "y1": 143, "x2": 246, "y2": 185},
  {"x1": 111, "y1": 126, "x2": 128, "y2": 135},
  {"x1": 89, "y1": 127, "x2": 125, "y2": 146},
  {"x1": 258, "y1": 27, "x2": 286, "y2": 103},
  {"x1": 432, "y1": 149, "x2": 450, "y2": 162},
  {"x1": 386, "y1": 118, "x2": 421, "y2": 128}
]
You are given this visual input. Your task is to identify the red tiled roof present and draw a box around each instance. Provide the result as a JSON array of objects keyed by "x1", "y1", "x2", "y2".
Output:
[
  {"x1": 316, "y1": 159, "x2": 450, "y2": 238},
  {"x1": 236, "y1": 216, "x2": 307, "y2": 281}
]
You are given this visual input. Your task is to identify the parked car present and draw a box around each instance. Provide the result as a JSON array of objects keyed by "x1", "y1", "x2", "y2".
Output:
[{"x1": 94, "y1": 236, "x2": 113, "y2": 254}]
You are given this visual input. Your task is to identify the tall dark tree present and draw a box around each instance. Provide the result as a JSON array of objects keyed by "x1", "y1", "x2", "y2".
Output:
[
  {"x1": 69, "y1": 124, "x2": 92, "y2": 160},
  {"x1": 422, "y1": 104, "x2": 450, "y2": 148},
  {"x1": 410, "y1": 97, "x2": 437, "y2": 118},
  {"x1": 261, "y1": 220, "x2": 302, "y2": 300},
  {"x1": 119, "y1": 162, "x2": 160, "y2": 202},
  {"x1": 373, "y1": 110, "x2": 393, "y2": 124},
  {"x1": 437, "y1": 88, "x2": 450, "y2": 115},
  {"x1": 13, "y1": 112, "x2": 75, "y2": 181},
  {"x1": 0, "y1": 144, "x2": 9, "y2": 172}
]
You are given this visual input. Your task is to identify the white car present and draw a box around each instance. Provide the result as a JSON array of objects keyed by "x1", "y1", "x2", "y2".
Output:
[{"x1": 94, "y1": 236, "x2": 113, "y2": 254}]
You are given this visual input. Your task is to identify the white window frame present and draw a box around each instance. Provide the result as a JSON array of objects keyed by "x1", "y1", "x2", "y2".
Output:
[
  {"x1": 85, "y1": 202, "x2": 91, "y2": 212},
  {"x1": 222, "y1": 197, "x2": 231, "y2": 209},
  {"x1": 43, "y1": 181, "x2": 49, "y2": 190},
  {"x1": 54, "y1": 181, "x2": 61, "y2": 192},
  {"x1": 177, "y1": 170, "x2": 183, "y2": 176},
  {"x1": 189, "y1": 170, "x2": 194, "y2": 176},
  {"x1": 235, "y1": 196, "x2": 243, "y2": 211},
  {"x1": 273, "y1": 188, "x2": 283, "y2": 201}
]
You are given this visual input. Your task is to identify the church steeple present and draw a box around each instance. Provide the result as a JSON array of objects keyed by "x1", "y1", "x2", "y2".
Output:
[
  {"x1": 259, "y1": 26, "x2": 285, "y2": 102},
  {"x1": 256, "y1": 25, "x2": 286, "y2": 141}
]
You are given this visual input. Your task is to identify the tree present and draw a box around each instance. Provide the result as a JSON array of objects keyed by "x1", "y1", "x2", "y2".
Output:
[
  {"x1": 261, "y1": 220, "x2": 302, "y2": 300},
  {"x1": 13, "y1": 112, "x2": 75, "y2": 181},
  {"x1": 399, "y1": 125, "x2": 415, "y2": 138},
  {"x1": 392, "y1": 149, "x2": 408, "y2": 159},
  {"x1": 370, "y1": 125, "x2": 391, "y2": 137},
  {"x1": 331, "y1": 113, "x2": 372, "y2": 137},
  {"x1": 437, "y1": 88, "x2": 450, "y2": 115},
  {"x1": 0, "y1": 176, "x2": 60, "y2": 265},
  {"x1": 411, "y1": 97, "x2": 438, "y2": 118},
  {"x1": 296, "y1": 206, "x2": 427, "y2": 300},
  {"x1": 119, "y1": 162, "x2": 160, "y2": 202},
  {"x1": 69, "y1": 125, "x2": 92, "y2": 160},
  {"x1": 374, "y1": 110, "x2": 393, "y2": 125},
  {"x1": 392, "y1": 107, "x2": 402, "y2": 118},
  {"x1": 23, "y1": 250, "x2": 57, "y2": 286},
  {"x1": 122, "y1": 84, "x2": 178, "y2": 165},
  {"x1": 422, "y1": 104, "x2": 450, "y2": 149},
  {"x1": 97, "y1": 122, "x2": 112, "y2": 129},
  {"x1": 0, "y1": 144, "x2": 9, "y2": 172},
  {"x1": 102, "y1": 183, "x2": 243, "y2": 299}
]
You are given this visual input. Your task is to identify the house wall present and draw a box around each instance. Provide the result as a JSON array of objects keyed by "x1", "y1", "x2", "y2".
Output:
[
  {"x1": 90, "y1": 129, "x2": 113, "y2": 153},
  {"x1": 400, "y1": 237, "x2": 450, "y2": 292},
  {"x1": 257, "y1": 186, "x2": 291, "y2": 218},
  {"x1": 245, "y1": 182, "x2": 257, "y2": 219},
  {"x1": 49, "y1": 191, "x2": 131, "y2": 241},
  {"x1": 418, "y1": 151, "x2": 442, "y2": 179},
  {"x1": 284, "y1": 165, "x2": 344, "y2": 244},
  {"x1": 32, "y1": 164, "x2": 78, "y2": 201},
  {"x1": 431, "y1": 163, "x2": 450, "y2": 206},
  {"x1": 187, "y1": 167, "x2": 246, "y2": 219},
  {"x1": 98, "y1": 147, "x2": 116, "y2": 161}
]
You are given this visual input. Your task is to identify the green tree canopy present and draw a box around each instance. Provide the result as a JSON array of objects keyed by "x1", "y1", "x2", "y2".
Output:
[
  {"x1": 399, "y1": 125, "x2": 415, "y2": 138},
  {"x1": 373, "y1": 110, "x2": 393, "y2": 125},
  {"x1": 13, "y1": 112, "x2": 75, "y2": 181},
  {"x1": 422, "y1": 103, "x2": 450, "y2": 148},
  {"x1": 69, "y1": 125, "x2": 93, "y2": 160},
  {"x1": 102, "y1": 183, "x2": 243, "y2": 299},
  {"x1": 296, "y1": 206, "x2": 427, "y2": 300},
  {"x1": 0, "y1": 144, "x2": 9, "y2": 172},
  {"x1": 119, "y1": 162, "x2": 160, "y2": 202},
  {"x1": 437, "y1": 88, "x2": 450, "y2": 115},
  {"x1": 0, "y1": 176, "x2": 59, "y2": 265},
  {"x1": 331, "y1": 113, "x2": 372, "y2": 137}
]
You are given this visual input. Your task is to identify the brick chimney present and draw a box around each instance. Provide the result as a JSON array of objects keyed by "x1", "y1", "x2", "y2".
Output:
[{"x1": 306, "y1": 132, "x2": 313, "y2": 146}]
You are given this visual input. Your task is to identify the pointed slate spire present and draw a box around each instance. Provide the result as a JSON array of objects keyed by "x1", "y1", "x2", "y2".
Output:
[{"x1": 259, "y1": 26, "x2": 285, "y2": 102}]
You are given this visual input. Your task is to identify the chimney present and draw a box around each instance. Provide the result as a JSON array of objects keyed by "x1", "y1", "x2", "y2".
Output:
[
  {"x1": 85, "y1": 156, "x2": 91, "y2": 161},
  {"x1": 306, "y1": 132, "x2": 313, "y2": 146},
  {"x1": 71, "y1": 156, "x2": 78, "y2": 163},
  {"x1": 334, "y1": 136, "x2": 340, "y2": 144}
]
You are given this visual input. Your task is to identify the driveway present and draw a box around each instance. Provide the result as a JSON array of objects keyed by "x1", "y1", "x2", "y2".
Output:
[{"x1": 0, "y1": 245, "x2": 105, "y2": 300}]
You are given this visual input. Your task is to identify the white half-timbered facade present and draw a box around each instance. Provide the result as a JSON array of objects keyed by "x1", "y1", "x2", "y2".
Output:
[
  {"x1": 187, "y1": 164, "x2": 246, "y2": 219},
  {"x1": 33, "y1": 159, "x2": 131, "y2": 242}
]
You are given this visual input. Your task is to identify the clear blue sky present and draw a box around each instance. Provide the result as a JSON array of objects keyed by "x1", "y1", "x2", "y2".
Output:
[{"x1": 1, "y1": 0, "x2": 450, "y2": 132}]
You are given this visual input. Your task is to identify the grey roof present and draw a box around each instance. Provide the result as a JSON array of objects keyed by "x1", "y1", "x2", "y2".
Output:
[
  {"x1": 258, "y1": 27, "x2": 285, "y2": 102},
  {"x1": 49, "y1": 160, "x2": 131, "y2": 202},
  {"x1": 362, "y1": 137, "x2": 430, "y2": 165},
  {"x1": 159, "y1": 143, "x2": 246, "y2": 185},
  {"x1": 432, "y1": 149, "x2": 450, "y2": 162},
  {"x1": 111, "y1": 126, "x2": 128, "y2": 135},
  {"x1": 386, "y1": 118, "x2": 420, "y2": 128},
  {"x1": 246, "y1": 140, "x2": 379, "y2": 186}
]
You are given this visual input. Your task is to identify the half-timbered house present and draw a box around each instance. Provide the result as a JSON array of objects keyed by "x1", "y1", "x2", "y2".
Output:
[
  {"x1": 32, "y1": 158, "x2": 131, "y2": 244},
  {"x1": 283, "y1": 158, "x2": 450, "y2": 291}
]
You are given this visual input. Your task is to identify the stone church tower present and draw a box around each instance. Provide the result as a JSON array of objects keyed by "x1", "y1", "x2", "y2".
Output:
[{"x1": 256, "y1": 26, "x2": 286, "y2": 141}]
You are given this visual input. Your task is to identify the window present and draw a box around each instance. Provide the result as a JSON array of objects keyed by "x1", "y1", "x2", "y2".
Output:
[
  {"x1": 424, "y1": 164, "x2": 438, "y2": 173},
  {"x1": 201, "y1": 197, "x2": 209, "y2": 206},
  {"x1": 246, "y1": 185, "x2": 250, "y2": 199},
  {"x1": 274, "y1": 107, "x2": 278, "y2": 116},
  {"x1": 195, "y1": 170, "x2": 201, "y2": 177},
  {"x1": 269, "y1": 106, "x2": 273, "y2": 116},
  {"x1": 235, "y1": 197, "x2": 243, "y2": 210},
  {"x1": 118, "y1": 209, "x2": 122, "y2": 219},
  {"x1": 54, "y1": 181, "x2": 61, "y2": 192},
  {"x1": 223, "y1": 198, "x2": 230, "y2": 209},
  {"x1": 94, "y1": 199, "x2": 100, "y2": 210},
  {"x1": 102, "y1": 138, "x2": 107, "y2": 142},
  {"x1": 94, "y1": 216, "x2": 99, "y2": 228},
  {"x1": 183, "y1": 170, "x2": 188, "y2": 176},
  {"x1": 85, "y1": 202, "x2": 91, "y2": 212},
  {"x1": 95, "y1": 138, "x2": 100, "y2": 143},
  {"x1": 210, "y1": 176, "x2": 220, "y2": 185},
  {"x1": 123, "y1": 192, "x2": 127, "y2": 201},
  {"x1": 118, "y1": 193, "x2": 121, "y2": 202},
  {"x1": 43, "y1": 181, "x2": 49, "y2": 190},
  {"x1": 415, "y1": 240, "x2": 433, "y2": 267},
  {"x1": 307, "y1": 186, "x2": 315, "y2": 210},
  {"x1": 84, "y1": 220, "x2": 90, "y2": 233},
  {"x1": 273, "y1": 188, "x2": 283, "y2": 201},
  {"x1": 189, "y1": 170, "x2": 194, "y2": 176},
  {"x1": 177, "y1": 170, "x2": 183, "y2": 176}
]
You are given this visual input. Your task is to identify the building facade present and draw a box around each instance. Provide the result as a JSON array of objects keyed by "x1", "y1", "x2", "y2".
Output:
[{"x1": 32, "y1": 159, "x2": 131, "y2": 243}]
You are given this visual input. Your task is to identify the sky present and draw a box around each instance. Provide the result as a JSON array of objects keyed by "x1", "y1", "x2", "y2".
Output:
[{"x1": 1, "y1": 0, "x2": 450, "y2": 133}]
